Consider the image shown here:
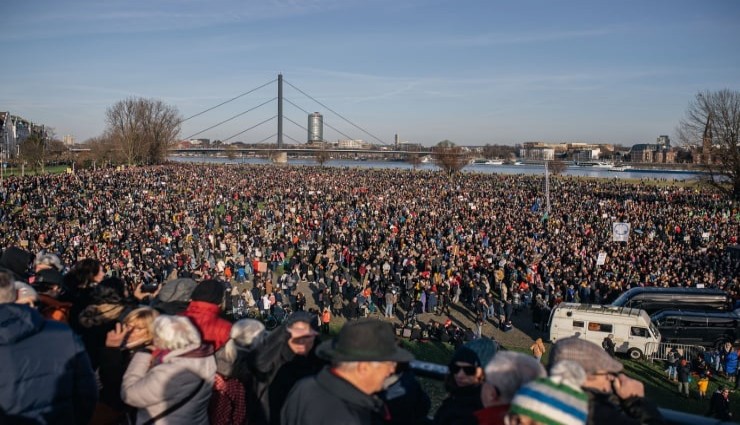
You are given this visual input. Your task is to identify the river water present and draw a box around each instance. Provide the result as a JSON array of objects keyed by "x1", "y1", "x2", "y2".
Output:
[{"x1": 169, "y1": 155, "x2": 702, "y2": 181}]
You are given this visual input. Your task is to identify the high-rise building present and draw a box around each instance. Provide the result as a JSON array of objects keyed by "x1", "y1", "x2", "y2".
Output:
[{"x1": 308, "y1": 112, "x2": 323, "y2": 144}]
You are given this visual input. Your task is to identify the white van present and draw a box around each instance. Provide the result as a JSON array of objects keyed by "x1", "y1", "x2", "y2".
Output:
[{"x1": 548, "y1": 303, "x2": 661, "y2": 359}]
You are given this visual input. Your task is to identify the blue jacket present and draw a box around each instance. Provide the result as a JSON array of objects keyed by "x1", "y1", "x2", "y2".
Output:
[
  {"x1": 0, "y1": 303, "x2": 97, "y2": 424},
  {"x1": 725, "y1": 350, "x2": 738, "y2": 375}
]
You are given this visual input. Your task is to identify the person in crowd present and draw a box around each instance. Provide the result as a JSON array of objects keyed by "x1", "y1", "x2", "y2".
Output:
[
  {"x1": 0, "y1": 270, "x2": 98, "y2": 424},
  {"x1": 121, "y1": 315, "x2": 216, "y2": 425},
  {"x1": 77, "y1": 277, "x2": 135, "y2": 371},
  {"x1": 32, "y1": 252, "x2": 64, "y2": 275},
  {"x1": 696, "y1": 372, "x2": 709, "y2": 400},
  {"x1": 505, "y1": 361, "x2": 589, "y2": 425},
  {"x1": 321, "y1": 306, "x2": 332, "y2": 334},
  {"x1": 65, "y1": 258, "x2": 106, "y2": 332},
  {"x1": 183, "y1": 279, "x2": 232, "y2": 351},
  {"x1": 435, "y1": 337, "x2": 498, "y2": 425},
  {"x1": 379, "y1": 362, "x2": 432, "y2": 425},
  {"x1": 281, "y1": 318, "x2": 414, "y2": 425},
  {"x1": 548, "y1": 336, "x2": 664, "y2": 425},
  {"x1": 154, "y1": 277, "x2": 197, "y2": 315},
  {"x1": 676, "y1": 358, "x2": 691, "y2": 398},
  {"x1": 210, "y1": 318, "x2": 266, "y2": 425},
  {"x1": 665, "y1": 347, "x2": 679, "y2": 382},
  {"x1": 475, "y1": 351, "x2": 546, "y2": 425},
  {"x1": 0, "y1": 246, "x2": 32, "y2": 282},
  {"x1": 723, "y1": 345, "x2": 738, "y2": 382},
  {"x1": 95, "y1": 306, "x2": 160, "y2": 424},
  {"x1": 249, "y1": 311, "x2": 323, "y2": 425},
  {"x1": 33, "y1": 268, "x2": 73, "y2": 323},
  {"x1": 529, "y1": 338, "x2": 546, "y2": 362},
  {"x1": 601, "y1": 334, "x2": 616, "y2": 358},
  {"x1": 706, "y1": 386, "x2": 733, "y2": 421}
]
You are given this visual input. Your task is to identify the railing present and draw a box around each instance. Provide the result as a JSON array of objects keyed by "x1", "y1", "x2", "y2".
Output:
[
  {"x1": 408, "y1": 360, "x2": 734, "y2": 425},
  {"x1": 647, "y1": 342, "x2": 706, "y2": 363}
]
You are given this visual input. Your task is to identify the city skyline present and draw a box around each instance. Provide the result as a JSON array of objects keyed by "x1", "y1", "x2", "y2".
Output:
[{"x1": 3, "y1": 0, "x2": 740, "y2": 146}]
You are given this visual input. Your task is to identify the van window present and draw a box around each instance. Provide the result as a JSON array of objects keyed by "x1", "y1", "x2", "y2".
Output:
[
  {"x1": 573, "y1": 321, "x2": 584, "y2": 328},
  {"x1": 588, "y1": 322, "x2": 613, "y2": 333},
  {"x1": 631, "y1": 327, "x2": 649, "y2": 338}
]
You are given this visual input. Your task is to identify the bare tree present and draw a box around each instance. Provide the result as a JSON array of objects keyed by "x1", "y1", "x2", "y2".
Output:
[
  {"x1": 18, "y1": 133, "x2": 46, "y2": 174},
  {"x1": 106, "y1": 97, "x2": 181, "y2": 165},
  {"x1": 548, "y1": 159, "x2": 568, "y2": 175},
  {"x1": 678, "y1": 89, "x2": 740, "y2": 199},
  {"x1": 432, "y1": 140, "x2": 470, "y2": 175},
  {"x1": 482, "y1": 143, "x2": 516, "y2": 160},
  {"x1": 407, "y1": 152, "x2": 423, "y2": 170},
  {"x1": 314, "y1": 147, "x2": 331, "y2": 167}
]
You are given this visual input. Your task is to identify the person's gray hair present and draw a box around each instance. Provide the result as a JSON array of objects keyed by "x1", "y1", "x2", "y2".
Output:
[
  {"x1": 215, "y1": 319, "x2": 266, "y2": 376},
  {"x1": 34, "y1": 253, "x2": 63, "y2": 271},
  {"x1": 484, "y1": 351, "x2": 546, "y2": 403},
  {"x1": 0, "y1": 271, "x2": 16, "y2": 303},
  {"x1": 152, "y1": 315, "x2": 201, "y2": 351}
]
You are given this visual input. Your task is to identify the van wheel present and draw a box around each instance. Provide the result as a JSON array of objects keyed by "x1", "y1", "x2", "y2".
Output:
[{"x1": 627, "y1": 348, "x2": 643, "y2": 360}]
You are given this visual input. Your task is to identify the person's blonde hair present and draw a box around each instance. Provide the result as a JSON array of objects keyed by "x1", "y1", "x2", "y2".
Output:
[{"x1": 123, "y1": 307, "x2": 160, "y2": 341}]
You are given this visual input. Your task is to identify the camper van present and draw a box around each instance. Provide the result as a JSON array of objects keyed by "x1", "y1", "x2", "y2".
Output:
[
  {"x1": 549, "y1": 303, "x2": 661, "y2": 359},
  {"x1": 610, "y1": 287, "x2": 731, "y2": 314}
]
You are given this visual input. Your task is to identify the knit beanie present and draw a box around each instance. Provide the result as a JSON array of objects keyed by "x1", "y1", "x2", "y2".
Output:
[
  {"x1": 450, "y1": 337, "x2": 498, "y2": 367},
  {"x1": 190, "y1": 279, "x2": 225, "y2": 305},
  {"x1": 509, "y1": 376, "x2": 588, "y2": 425}
]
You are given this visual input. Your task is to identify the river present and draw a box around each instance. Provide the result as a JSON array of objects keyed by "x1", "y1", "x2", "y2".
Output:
[{"x1": 168, "y1": 155, "x2": 703, "y2": 181}]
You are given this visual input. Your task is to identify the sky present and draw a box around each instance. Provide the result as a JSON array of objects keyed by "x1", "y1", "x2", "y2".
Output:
[{"x1": 2, "y1": 0, "x2": 740, "y2": 147}]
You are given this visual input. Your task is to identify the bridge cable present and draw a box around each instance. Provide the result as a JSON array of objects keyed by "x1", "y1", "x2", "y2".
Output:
[
  {"x1": 183, "y1": 97, "x2": 276, "y2": 140},
  {"x1": 283, "y1": 79, "x2": 389, "y2": 146},
  {"x1": 284, "y1": 98, "x2": 358, "y2": 142},
  {"x1": 222, "y1": 115, "x2": 277, "y2": 142},
  {"x1": 255, "y1": 133, "x2": 277, "y2": 144},
  {"x1": 181, "y1": 78, "x2": 276, "y2": 123}
]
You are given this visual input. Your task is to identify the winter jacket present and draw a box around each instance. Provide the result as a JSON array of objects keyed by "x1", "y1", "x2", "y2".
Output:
[
  {"x1": 184, "y1": 300, "x2": 232, "y2": 351},
  {"x1": 724, "y1": 350, "x2": 738, "y2": 376},
  {"x1": 249, "y1": 325, "x2": 324, "y2": 425},
  {"x1": 0, "y1": 303, "x2": 97, "y2": 424},
  {"x1": 584, "y1": 387, "x2": 664, "y2": 425},
  {"x1": 434, "y1": 384, "x2": 483, "y2": 425},
  {"x1": 121, "y1": 344, "x2": 216, "y2": 425},
  {"x1": 281, "y1": 367, "x2": 387, "y2": 425}
]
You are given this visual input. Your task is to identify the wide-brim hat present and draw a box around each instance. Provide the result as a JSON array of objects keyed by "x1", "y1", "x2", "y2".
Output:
[{"x1": 317, "y1": 318, "x2": 414, "y2": 363}]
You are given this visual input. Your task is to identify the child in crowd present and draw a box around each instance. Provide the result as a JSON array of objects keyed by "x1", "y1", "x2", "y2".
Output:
[{"x1": 697, "y1": 372, "x2": 710, "y2": 400}]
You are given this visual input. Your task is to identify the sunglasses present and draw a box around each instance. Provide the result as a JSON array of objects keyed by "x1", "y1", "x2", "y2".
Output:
[{"x1": 450, "y1": 364, "x2": 477, "y2": 376}]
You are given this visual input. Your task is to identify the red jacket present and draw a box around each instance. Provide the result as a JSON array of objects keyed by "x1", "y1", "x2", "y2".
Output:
[{"x1": 183, "y1": 301, "x2": 232, "y2": 351}]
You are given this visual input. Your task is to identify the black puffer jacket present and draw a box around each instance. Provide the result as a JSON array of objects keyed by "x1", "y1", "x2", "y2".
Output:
[
  {"x1": 281, "y1": 367, "x2": 387, "y2": 425},
  {"x1": 585, "y1": 388, "x2": 665, "y2": 425},
  {"x1": 0, "y1": 303, "x2": 97, "y2": 424}
]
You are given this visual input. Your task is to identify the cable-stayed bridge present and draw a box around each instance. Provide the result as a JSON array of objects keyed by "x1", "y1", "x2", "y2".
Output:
[{"x1": 173, "y1": 74, "x2": 427, "y2": 160}]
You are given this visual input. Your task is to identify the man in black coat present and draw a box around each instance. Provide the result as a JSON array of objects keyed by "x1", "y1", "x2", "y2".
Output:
[
  {"x1": 0, "y1": 271, "x2": 98, "y2": 424},
  {"x1": 281, "y1": 318, "x2": 415, "y2": 425}
]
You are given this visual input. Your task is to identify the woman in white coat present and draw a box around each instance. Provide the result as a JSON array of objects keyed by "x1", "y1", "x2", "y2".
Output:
[{"x1": 121, "y1": 315, "x2": 216, "y2": 424}]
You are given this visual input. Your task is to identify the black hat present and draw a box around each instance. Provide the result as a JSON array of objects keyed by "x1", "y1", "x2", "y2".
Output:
[
  {"x1": 34, "y1": 269, "x2": 65, "y2": 287},
  {"x1": 316, "y1": 318, "x2": 414, "y2": 362},
  {"x1": 191, "y1": 279, "x2": 225, "y2": 305},
  {"x1": 0, "y1": 247, "x2": 31, "y2": 280}
]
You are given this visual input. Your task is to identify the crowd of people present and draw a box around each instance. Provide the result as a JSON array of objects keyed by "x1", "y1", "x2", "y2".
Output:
[{"x1": 1, "y1": 163, "x2": 739, "y2": 424}]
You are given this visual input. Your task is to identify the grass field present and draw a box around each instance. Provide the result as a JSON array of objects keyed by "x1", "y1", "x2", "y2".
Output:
[{"x1": 402, "y1": 338, "x2": 739, "y2": 418}]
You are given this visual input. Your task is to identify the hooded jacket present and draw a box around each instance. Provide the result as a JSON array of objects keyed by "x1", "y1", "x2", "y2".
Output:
[
  {"x1": 121, "y1": 344, "x2": 217, "y2": 425},
  {"x1": 183, "y1": 300, "x2": 232, "y2": 351},
  {"x1": 0, "y1": 303, "x2": 97, "y2": 424},
  {"x1": 281, "y1": 367, "x2": 387, "y2": 425}
]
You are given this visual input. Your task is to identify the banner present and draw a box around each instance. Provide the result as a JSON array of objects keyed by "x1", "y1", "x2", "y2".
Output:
[{"x1": 612, "y1": 222, "x2": 631, "y2": 242}]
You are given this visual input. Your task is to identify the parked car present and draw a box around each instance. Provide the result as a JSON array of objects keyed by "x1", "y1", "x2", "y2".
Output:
[{"x1": 610, "y1": 287, "x2": 732, "y2": 315}]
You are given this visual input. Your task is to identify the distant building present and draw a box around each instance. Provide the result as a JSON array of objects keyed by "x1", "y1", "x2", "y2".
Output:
[
  {"x1": 337, "y1": 139, "x2": 369, "y2": 149},
  {"x1": 308, "y1": 112, "x2": 323, "y2": 144},
  {"x1": 1, "y1": 111, "x2": 45, "y2": 161},
  {"x1": 63, "y1": 135, "x2": 75, "y2": 146},
  {"x1": 628, "y1": 135, "x2": 676, "y2": 163}
]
